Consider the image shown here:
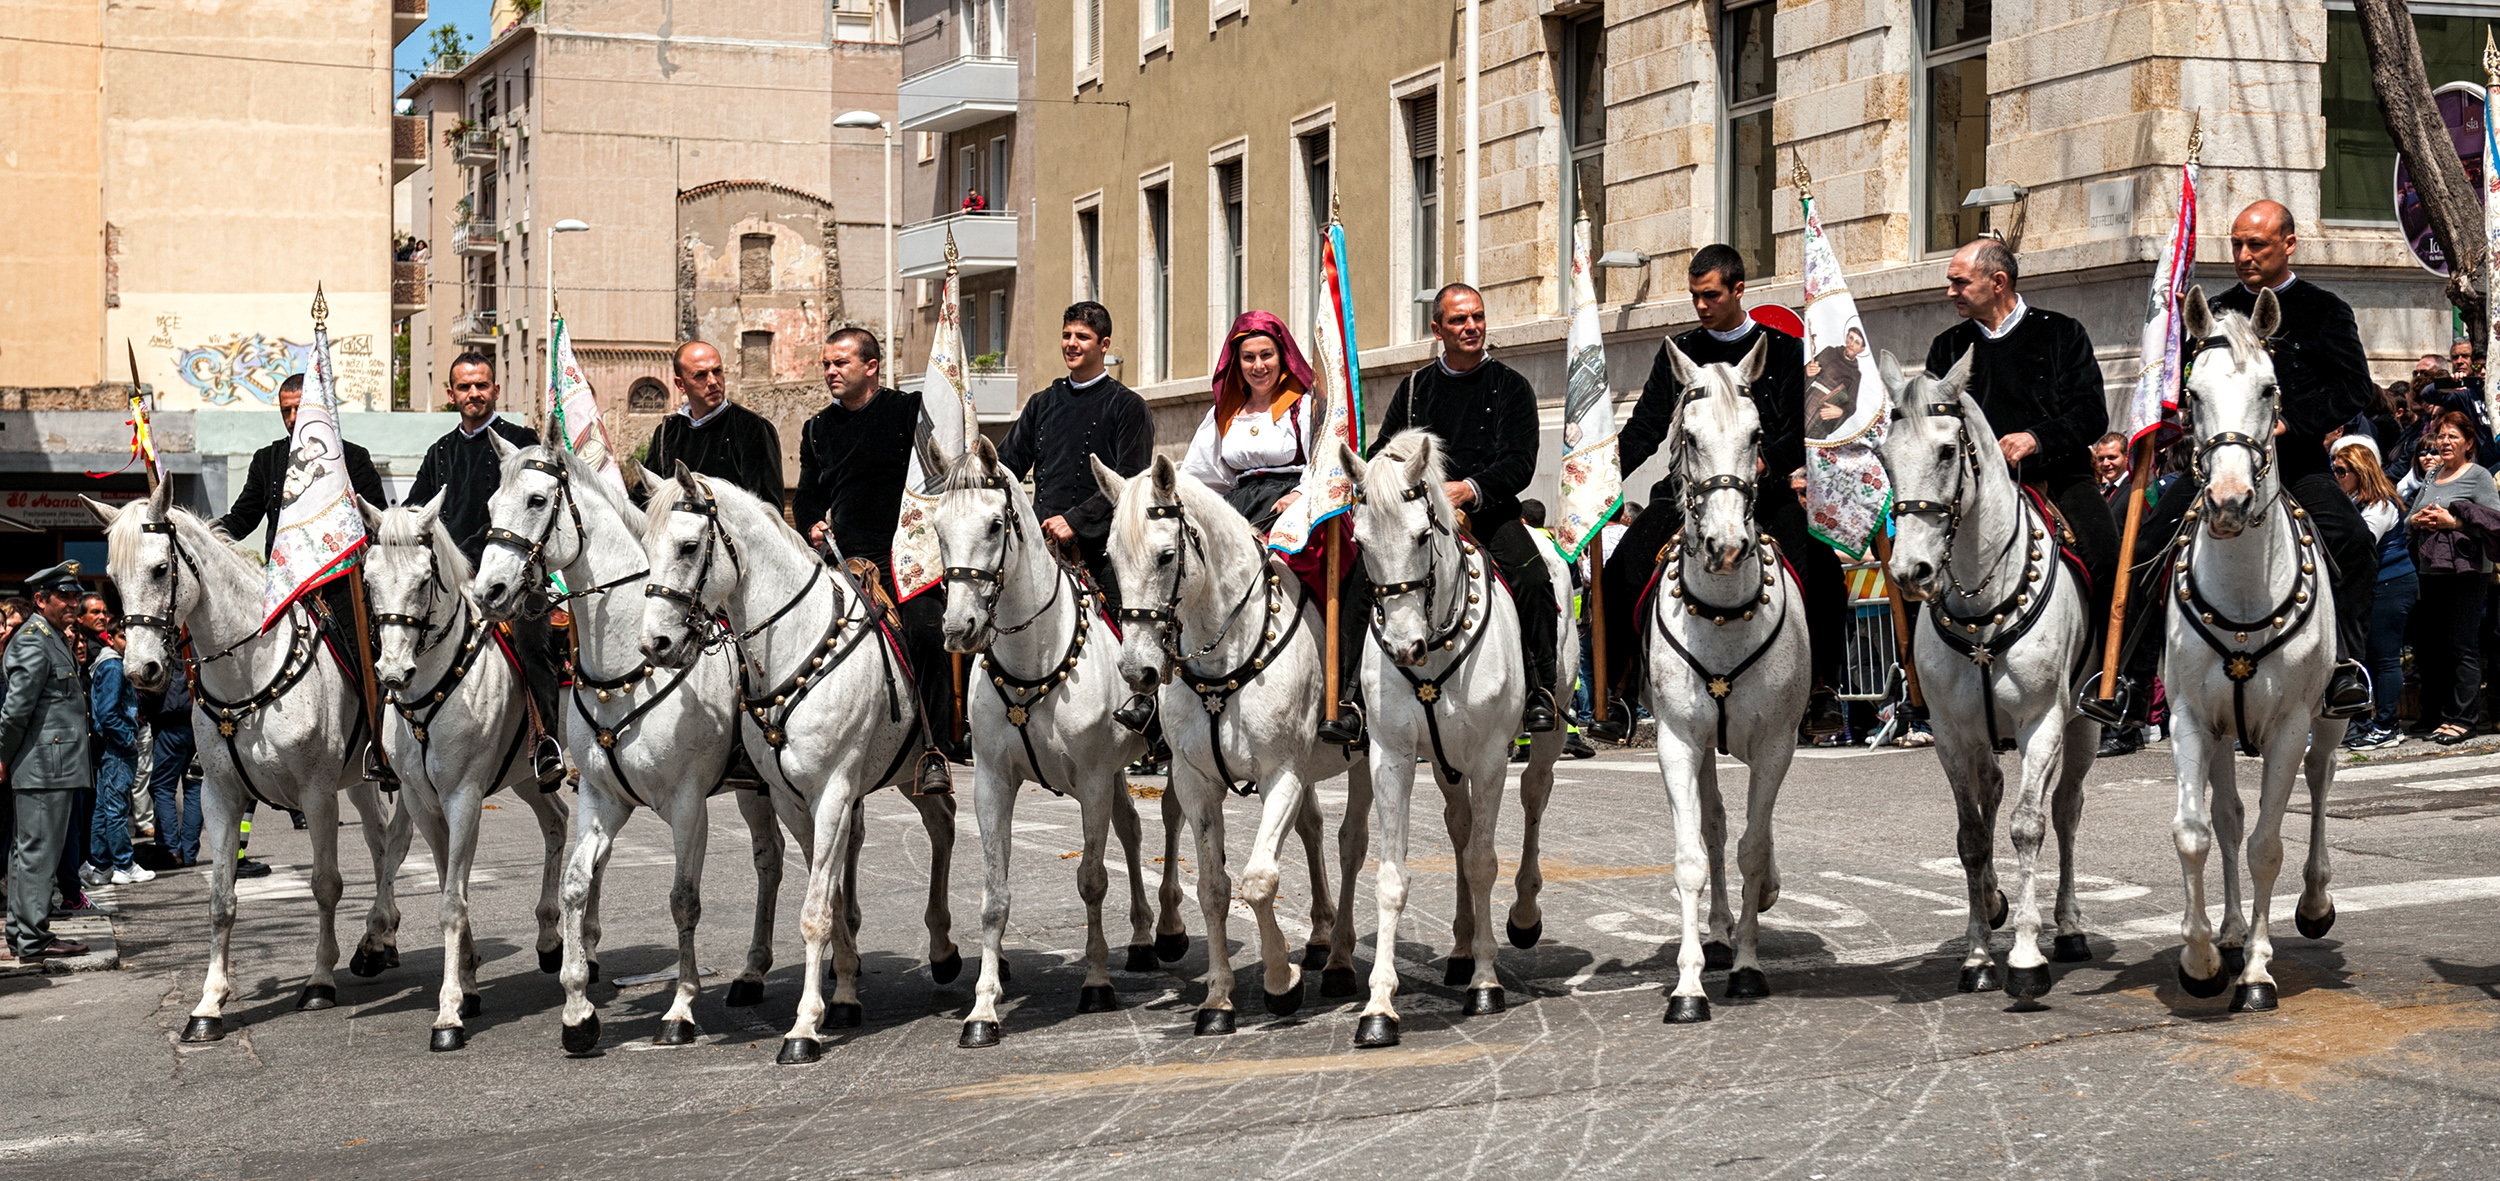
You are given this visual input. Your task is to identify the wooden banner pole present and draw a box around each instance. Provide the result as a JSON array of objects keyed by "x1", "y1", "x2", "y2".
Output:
[
  {"x1": 1324, "y1": 517, "x2": 1344, "y2": 713},
  {"x1": 1588, "y1": 527, "x2": 1610, "y2": 732},
  {"x1": 1871, "y1": 533, "x2": 1924, "y2": 710},
  {"x1": 2096, "y1": 436, "x2": 2157, "y2": 700}
]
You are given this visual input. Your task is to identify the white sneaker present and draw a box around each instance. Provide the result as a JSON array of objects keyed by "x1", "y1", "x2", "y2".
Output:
[
  {"x1": 78, "y1": 863, "x2": 106, "y2": 887},
  {"x1": 110, "y1": 865, "x2": 156, "y2": 884}
]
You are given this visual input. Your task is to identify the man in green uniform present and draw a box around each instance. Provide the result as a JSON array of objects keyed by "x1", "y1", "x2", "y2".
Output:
[{"x1": 2, "y1": 564, "x2": 95, "y2": 960}]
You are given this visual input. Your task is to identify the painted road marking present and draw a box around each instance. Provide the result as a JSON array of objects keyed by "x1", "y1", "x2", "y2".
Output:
[
  {"x1": 1820, "y1": 870, "x2": 1963, "y2": 906},
  {"x1": 2114, "y1": 875, "x2": 2500, "y2": 937},
  {"x1": 2335, "y1": 752, "x2": 2500, "y2": 782}
]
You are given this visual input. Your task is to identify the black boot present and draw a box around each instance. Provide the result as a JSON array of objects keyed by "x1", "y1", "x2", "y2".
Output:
[
  {"x1": 1521, "y1": 687, "x2": 1558, "y2": 734},
  {"x1": 1802, "y1": 687, "x2": 1845, "y2": 737},
  {"x1": 1586, "y1": 695, "x2": 1635, "y2": 744},
  {"x1": 533, "y1": 734, "x2": 565, "y2": 788},
  {"x1": 1318, "y1": 700, "x2": 1366, "y2": 746},
  {"x1": 2096, "y1": 724, "x2": 2144, "y2": 759},
  {"x1": 912, "y1": 747, "x2": 954, "y2": 796},
  {"x1": 2322, "y1": 661, "x2": 2373, "y2": 720}
]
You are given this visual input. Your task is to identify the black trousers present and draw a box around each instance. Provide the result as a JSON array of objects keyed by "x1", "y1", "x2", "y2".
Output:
[
  {"x1": 1338, "y1": 516, "x2": 1560, "y2": 702},
  {"x1": 1598, "y1": 487, "x2": 1846, "y2": 701},
  {"x1": 2413, "y1": 574, "x2": 2485, "y2": 727},
  {"x1": 2041, "y1": 473, "x2": 2121, "y2": 657}
]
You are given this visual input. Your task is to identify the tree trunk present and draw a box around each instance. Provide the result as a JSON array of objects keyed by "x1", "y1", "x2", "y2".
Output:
[{"x1": 2353, "y1": 0, "x2": 2488, "y2": 369}]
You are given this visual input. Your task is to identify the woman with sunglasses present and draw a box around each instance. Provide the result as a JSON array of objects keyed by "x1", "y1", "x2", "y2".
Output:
[
  {"x1": 2333, "y1": 435, "x2": 2412, "y2": 749},
  {"x1": 2403, "y1": 411, "x2": 2500, "y2": 744}
]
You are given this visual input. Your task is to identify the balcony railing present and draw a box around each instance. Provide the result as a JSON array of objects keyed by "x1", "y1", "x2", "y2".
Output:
[
  {"x1": 898, "y1": 54, "x2": 1018, "y2": 134},
  {"x1": 393, "y1": 0, "x2": 428, "y2": 46},
  {"x1": 913, "y1": 370, "x2": 1020, "y2": 424},
  {"x1": 451, "y1": 308, "x2": 498, "y2": 343},
  {"x1": 899, "y1": 210, "x2": 1017, "y2": 280},
  {"x1": 456, "y1": 220, "x2": 499, "y2": 255},
  {"x1": 454, "y1": 127, "x2": 496, "y2": 167},
  {"x1": 392, "y1": 115, "x2": 427, "y2": 182},
  {"x1": 392, "y1": 261, "x2": 426, "y2": 316}
]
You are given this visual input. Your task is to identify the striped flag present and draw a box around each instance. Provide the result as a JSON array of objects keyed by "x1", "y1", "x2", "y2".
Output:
[
  {"x1": 1797, "y1": 179, "x2": 1891, "y2": 559},
  {"x1": 547, "y1": 314, "x2": 627, "y2": 498},
  {"x1": 892, "y1": 234, "x2": 979, "y2": 600},
  {"x1": 2485, "y1": 33, "x2": 2500, "y2": 431},
  {"x1": 260, "y1": 316, "x2": 366, "y2": 628},
  {"x1": 1267, "y1": 219, "x2": 1364, "y2": 555},
  {"x1": 2124, "y1": 151, "x2": 2198, "y2": 445},
  {"x1": 1554, "y1": 209, "x2": 1621, "y2": 560}
]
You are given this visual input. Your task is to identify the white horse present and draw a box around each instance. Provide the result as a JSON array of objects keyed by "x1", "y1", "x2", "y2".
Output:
[
  {"x1": 1336, "y1": 430, "x2": 1569, "y2": 1047},
  {"x1": 1641, "y1": 341, "x2": 1810, "y2": 1023},
  {"x1": 1879, "y1": 349, "x2": 2099, "y2": 1000},
  {"x1": 361, "y1": 493, "x2": 570, "y2": 1051},
  {"x1": 639, "y1": 464, "x2": 960, "y2": 1064},
  {"x1": 933, "y1": 439, "x2": 1167, "y2": 1047},
  {"x1": 1089, "y1": 455, "x2": 1367, "y2": 1036},
  {"x1": 88, "y1": 483, "x2": 414, "y2": 1043},
  {"x1": 2163, "y1": 287, "x2": 2340, "y2": 1011},
  {"x1": 469, "y1": 442, "x2": 822, "y2": 1054}
]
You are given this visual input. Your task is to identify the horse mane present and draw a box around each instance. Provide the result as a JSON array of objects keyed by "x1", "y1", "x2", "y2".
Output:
[
  {"x1": 1108, "y1": 458, "x2": 1253, "y2": 561},
  {"x1": 376, "y1": 502, "x2": 475, "y2": 589},
  {"x1": 940, "y1": 444, "x2": 1002, "y2": 494},
  {"x1": 1369, "y1": 428, "x2": 1458, "y2": 536}
]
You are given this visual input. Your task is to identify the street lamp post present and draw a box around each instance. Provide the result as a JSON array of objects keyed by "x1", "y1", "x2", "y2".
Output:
[{"x1": 834, "y1": 110, "x2": 895, "y2": 350}]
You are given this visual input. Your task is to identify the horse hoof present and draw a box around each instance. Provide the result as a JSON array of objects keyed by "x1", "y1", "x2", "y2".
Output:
[
  {"x1": 1988, "y1": 890, "x2": 2009, "y2": 931},
  {"x1": 1958, "y1": 965, "x2": 2002, "y2": 993},
  {"x1": 1124, "y1": 944, "x2": 1158, "y2": 973},
  {"x1": 775, "y1": 1036, "x2": 822, "y2": 1065},
  {"x1": 586, "y1": 960, "x2": 600, "y2": 985},
  {"x1": 823, "y1": 1003, "x2": 863, "y2": 1030},
  {"x1": 958, "y1": 1020, "x2": 1001, "y2": 1048},
  {"x1": 930, "y1": 950, "x2": 964, "y2": 985},
  {"x1": 1442, "y1": 957, "x2": 1475, "y2": 987},
  {"x1": 1462, "y1": 987, "x2": 1505, "y2": 1017},
  {"x1": 1506, "y1": 919, "x2": 1543, "y2": 950},
  {"x1": 2220, "y1": 945, "x2": 2248, "y2": 980},
  {"x1": 181, "y1": 1016, "x2": 224, "y2": 1043},
  {"x1": 2175, "y1": 962, "x2": 2230, "y2": 999},
  {"x1": 1664, "y1": 995, "x2": 1712, "y2": 1024},
  {"x1": 1321, "y1": 966, "x2": 1359, "y2": 997},
  {"x1": 1155, "y1": 932, "x2": 1189, "y2": 962},
  {"x1": 386, "y1": 946, "x2": 400, "y2": 969},
  {"x1": 2051, "y1": 934, "x2": 2093, "y2": 963},
  {"x1": 1725, "y1": 968, "x2": 1770, "y2": 1001},
  {"x1": 1263, "y1": 980, "x2": 1305, "y2": 1017},
  {"x1": 429, "y1": 1026, "x2": 466, "y2": 1053},
  {"x1": 1079, "y1": 984, "x2": 1120, "y2": 1014},
  {"x1": 295, "y1": 984, "x2": 337, "y2": 1011},
  {"x1": 561, "y1": 1016, "x2": 600, "y2": 1056},
  {"x1": 655, "y1": 1019, "x2": 699, "y2": 1046},
  {"x1": 2297, "y1": 905, "x2": 2337, "y2": 940},
  {"x1": 458, "y1": 993, "x2": 483, "y2": 1019},
  {"x1": 2230, "y1": 982, "x2": 2279, "y2": 1013},
  {"x1": 1193, "y1": 1008, "x2": 1236, "y2": 1037},
  {"x1": 2005, "y1": 964, "x2": 2053, "y2": 1000},
  {"x1": 1354, "y1": 1014, "x2": 1401, "y2": 1048},
  {"x1": 1302, "y1": 944, "x2": 1331, "y2": 970},
  {"x1": 538, "y1": 947, "x2": 561, "y2": 974},
  {"x1": 1703, "y1": 942, "x2": 1734, "y2": 972},
  {"x1": 725, "y1": 978, "x2": 765, "y2": 1008},
  {"x1": 347, "y1": 949, "x2": 387, "y2": 979}
]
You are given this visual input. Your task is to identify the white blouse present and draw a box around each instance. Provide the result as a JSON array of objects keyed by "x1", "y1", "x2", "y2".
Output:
[{"x1": 1179, "y1": 397, "x2": 1314, "y2": 494}]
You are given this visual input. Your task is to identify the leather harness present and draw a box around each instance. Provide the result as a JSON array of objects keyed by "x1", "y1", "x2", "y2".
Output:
[
  {"x1": 1363, "y1": 478, "x2": 1495, "y2": 788},
  {"x1": 944, "y1": 474, "x2": 1097, "y2": 797}
]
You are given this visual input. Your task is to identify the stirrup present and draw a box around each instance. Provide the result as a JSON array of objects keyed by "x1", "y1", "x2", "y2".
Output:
[
  {"x1": 2075, "y1": 672, "x2": 2136, "y2": 728},
  {"x1": 1112, "y1": 694, "x2": 1157, "y2": 735},
  {"x1": 532, "y1": 735, "x2": 565, "y2": 788},
  {"x1": 1521, "y1": 688, "x2": 1559, "y2": 734},
  {"x1": 1318, "y1": 701, "x2": 1366, "y2": 747},
  {"x1": 365, "y1": 750, "x2": 400, "y2": 793},
  {"x1": 2321, "y1": 662, "x2": 2373, "y2": 720},
  {"x1": 1802, "y1": 688, "x2": 1846, "y2": 737},
  {"x1": 911, "y1": 748, "x2": 955, "y2": 796}
]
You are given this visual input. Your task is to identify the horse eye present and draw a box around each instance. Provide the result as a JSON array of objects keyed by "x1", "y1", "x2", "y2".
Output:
[
  {"x1": 1156, "y1": 548, "x2": 1174, "y2": 566},
  {"x1": 527, "y1": 494, "x2": 547, "y2": 509},
  {"x1": 1415, "y1": 529, "x2": 1431, "y2": 545},
  {"x1": 988, "y1": 516, "x2": 1003, "y2": 535},
  {"x1": 151, "y1": 562, "x2": 169, "y2": 580},
  {"x1": 677, "y1": 541, "x2": 697, "y2": 557}
]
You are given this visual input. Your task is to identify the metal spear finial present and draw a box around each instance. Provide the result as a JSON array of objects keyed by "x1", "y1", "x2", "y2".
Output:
[
  {"x1": 2486, "y1": 26, "x2": 2498, "y2": 86},
  {"x1": 944, "y1": 229, "x2": 960, "y2": 275},
  {"x1": 1330, "y1": 187, "x2": 1341, "y2": 226},
  {"x1": 2187, "y1": 110, "x2": 2204, "y2": 168},
  {"x1": 1791, "y1": 152, "x2": 1812, "y2": 199},
  {"x1": 310, "y1": 283, "x2": 329, "y2": 331}
]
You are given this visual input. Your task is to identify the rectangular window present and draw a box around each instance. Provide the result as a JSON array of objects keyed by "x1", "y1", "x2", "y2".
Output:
[
  {"x1": 1151, "y1": 0, "x2": 1171, "y2": 35},
  {"x1": 960, "y1": 143, "x2": 982, "y2": 206},
  {"x1": 1079, "y1": 0, "x2": 1102, "y2": 71},
  {"x1": 963, "y1": 295, "x2": 981, "y2": 361},
  {"x1": 739, "y1": 233, "x2": 774, "y2": 293},
  {"x1": 741, "y1": 330, "x2": 774, "y2": 383},
  {"x1": 1147, "y1": 185, "x2": 1172, "y2": 382},
  {"x1": 1407, "y1": 95, "x2": 1440, "y2": 338},
  {"x1": 1722, "y1": 0, "x2": 1776, "y2": 282},
  {"x1": 1302, "y1": 132, "x2": 1332, "y2": 338},
  {"x1": 2324, "y1": 8, "x2": 2496, "y2": 222},
  {"x1": 1561, "y1": 14, "x2": 1608, "y2": 303},
  {"x1": 1078, "y1": 206, "x2": 1103, "y2": 301},
  {"x1": 990, "y1": 135, "x2": 1010, "y2": 203},
  {"x1": 1218, "y1": 159, "x2": 1246, "y2": 327},
  {"x1": 990, "y1": 289, "x2": 1010, "y2": 354},
  {"x1": 1922, "y1": 0, "x2": 1992, "y2": 255}
]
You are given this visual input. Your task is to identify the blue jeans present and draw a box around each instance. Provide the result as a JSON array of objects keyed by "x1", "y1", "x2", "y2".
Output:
[
  {"x1": 148, "y1": 725, "x2": 201, "y2": 864},
  {"x1": 2369, "y1": 570, "x2": 2418, "y2": 731},
  {"x1": 89, "y1": 753, "x2": 136, "y2": 871}
]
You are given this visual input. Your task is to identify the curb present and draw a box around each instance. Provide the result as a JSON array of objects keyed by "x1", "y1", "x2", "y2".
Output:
[{"x1": 0, "y1": 893, "x2": 122, "y2": 978}]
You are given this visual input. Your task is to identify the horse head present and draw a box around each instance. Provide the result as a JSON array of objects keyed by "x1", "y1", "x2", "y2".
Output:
[
  {"x1": 1876, "y1": 347, "x2": 1987, "y2": 601},
  {"x1": 471, "y1": 436, "x2": 576, "y2": 622},
  {"x1": 362, "y1": 491, "x2": 463, "y2": 693},
  {"x1": 2180, "y1": 285, "x2": 2284, "y2": 539},
  {"x1": 1662, "y1": 337, "x2": 1769, "y2": 575},
  {"x1": 934, "y1": 437, "x2": 1031, "y2": 654},
  {"x1": 1093, "y1": 452, "x2": 1232, "y2": 694},
  {"x1": 638, "y1": 463, "x2": 743, "y2": 669},
  {"x1": 85, "y1": 480, "x2": 180, "y2": 691},
  {"x1": 1342, "y1": 429, "x2": 1460, "y2": 667}
]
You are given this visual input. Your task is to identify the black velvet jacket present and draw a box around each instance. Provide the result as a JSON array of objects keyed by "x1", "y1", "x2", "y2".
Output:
[
  {"x1": 1619, "y1": 323, "x2": 1806, "y2": 503},
  {"x1": 1925, "y1": 305, "x2": 2106, "y2": 488},
  {"x1": 996, "y1": 374, "x2": 1153, "y2": 541},
  {"x1": 405, "y1": 417, "x2": 542, "y2": 561},
  {"x1": 218, "y1": 436, "x2": 388, "y2": 557},
  {"x1": 2212, "y1": 279, "x2": 2375, "y2": 482},
  {"x1": 792, "y1": 387, "x2": 919, "y2": 565},
  {"x1": 645, "y1": 401, "x2": 784, "y2": 512},
  {"x1": 1369, "y1": 357, "x2": 1542, "y2": 531}
]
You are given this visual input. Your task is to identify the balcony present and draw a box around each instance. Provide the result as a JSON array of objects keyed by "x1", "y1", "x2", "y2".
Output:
[
  {"x1": 454, "y1": 127, "x2": 496, "y2": 168},
  {"x1": 392, "y1": 261, "x2": 426, "y2": 316},
  {"x1": 451, "y1": 309, "x2": 498, "y2": 344},
  {"x1": 911, "y1": 371, "x2": 1021, "y2": 424},
  {"x1": 455, "y1": 220, "x2": 499, "y2": 255},
  {"x1": 392, "y1": 115, "x2": 428, "y2": 182},
  {"x1": 899, "y1": 211, "x2": 1017, "y2": 280},
  {"x1": 898, "y1": 55, "x2": 1018, "y2": 134},
  {"x1": 393, "y1": 0, "x2": 428, "y2": 46}
]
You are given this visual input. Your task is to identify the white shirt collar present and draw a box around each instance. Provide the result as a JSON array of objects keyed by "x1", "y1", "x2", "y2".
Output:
[
  {"x1": 1068, "y1": 369, "x2": 1109, "y2": 390},
  {"x1": 1978, "y1": 297, "x2": 2029, "y2": 341},
  {"x1": 676, "y1": 399, "x2": 730, "y2": 427},
  {"x1": 2241, "y1": 272, "x2": 2299, "y2": 295},
  {"x1": 1706, "y1": 321, "x2": 1756, "y2": 344},
  {"x1": 457, "y1": 411, "x2": 500, "y2": 439},
  {"x1": 1437, "y1": 353, "x2": 1488, "y2": 378}
]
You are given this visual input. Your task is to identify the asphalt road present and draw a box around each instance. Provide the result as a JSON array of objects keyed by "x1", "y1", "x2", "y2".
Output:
[{"x1": 5, "y1": 733, "x2": 2497, "y2": 1179}]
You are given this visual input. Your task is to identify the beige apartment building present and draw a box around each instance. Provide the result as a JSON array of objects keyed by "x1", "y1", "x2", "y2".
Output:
[
  {"x1": 1031, "y1": 0, "x2": 2476, "y2": 504},
  {"x1": 396, "y1": 0, "x2": 905, "y2": 482}
]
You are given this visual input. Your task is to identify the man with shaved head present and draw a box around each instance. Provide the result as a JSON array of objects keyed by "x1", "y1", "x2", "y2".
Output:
[
  {"x1": 2202, "y1": 199, "x2": 2378, "y2": 716},
  {"x1": 643, "y1": 340, "x2": 784, "y2": 511}
]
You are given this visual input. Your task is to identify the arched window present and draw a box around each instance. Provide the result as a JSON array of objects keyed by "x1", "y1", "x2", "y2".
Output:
[{"x1": 628, "y1": 377, "x2": 669, "y2": 411}]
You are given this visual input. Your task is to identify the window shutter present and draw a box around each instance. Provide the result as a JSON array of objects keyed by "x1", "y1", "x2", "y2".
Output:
[
  {"x1": 1408, "y1": 97, "x2": 1438, "y2": 160},
  {"x1": 1220, "y1": 160, "x2": 1244, "y2": 206}
]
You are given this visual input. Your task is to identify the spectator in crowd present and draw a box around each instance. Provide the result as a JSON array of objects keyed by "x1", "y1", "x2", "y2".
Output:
[
  {"x1": 83, "y1": 615, "x2": 148, "y2": 884},
  {"x1": 2093, "y1": 431, "x2": 2132, "y2": 519},
  {"x1": 0, "y1": 598, "x2": 24, "y2": 638},
  {"x1": 140, "y1": 659, "x2": 200, "y2": 868},
  {"x1": 3, "y1": 564, "x2": 96, "y2": 960},
  {"x1": 2405, "y1": 411, "x2": 2500, "y2": 745},
  {"x1": 2335, "y1": 436, "x2": 2414, "y2": 751},
  {"x1": 2415, "y1": 354, "x2": 2450, "y2": 384},
  {"x1": 2452, "y1": 339, "x2": 2476, "y2": 379}
]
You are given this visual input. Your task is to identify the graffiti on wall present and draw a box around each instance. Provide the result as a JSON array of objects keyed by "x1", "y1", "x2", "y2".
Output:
[{"x1": 146, "y1": 312, "x2": 384, "y2": 408}]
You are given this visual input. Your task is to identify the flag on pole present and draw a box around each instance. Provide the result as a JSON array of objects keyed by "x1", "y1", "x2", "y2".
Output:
[
  {"x1": 2484, "y1": 32, "x2": 2500, "y2": 430},
  {"x1": 1553, "y1": 209, "x2": 1621, "y2": 560},
  {"x1": 261, "y1": 290, "x2": 367, "y2": 629},
  {"x1": 546, "y1": 313, "x2": 628, "y2": 498},
  {"x1": 2124, "y1": 123, "x2": 2200, "y2": 446},
  {"x1": 1268, "y1": 218, "x2": 1365, "y2": 555},
  {"x1": 892, "y1": 233, "x2": 980, "y2": 601},
  {"x1": 1796, "y1": 160, "x2": 1892, "y2": 559}
]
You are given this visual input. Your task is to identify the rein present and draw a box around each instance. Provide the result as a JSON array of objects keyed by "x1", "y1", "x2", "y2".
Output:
[
  {"x1": 1366, "y1": 477, "x2": 1494, "y2": 787},
  {"x1": 1120, "y1": 496, "x2": 1305, "y2": 796}
]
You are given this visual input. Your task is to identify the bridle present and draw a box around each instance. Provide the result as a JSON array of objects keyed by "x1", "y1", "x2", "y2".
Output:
[
  {"x1": 2181, "y1": 332, "x2": 2280, "y2": 507},
  {"x1": 480, "y1": 455, "x2": 650, "y2": 607},
  {"x1": 122, "y1": 517, "x2": 285, "y2": 669},
  {"x1": 1115, "y1": 499, "x2": 1259, "y2": 668},
  {"x1": 368, "y1": 536, "x2": 460, "y2": 653},
  {"x1": 942, "y1": 474, "x2": 1065, "y2": 639},
  {"x1": 1362, "y1": 478, "x2": 1471, "y2": 650},
  {"x1": 646, "y1": 475, "x2": 822, "y2": 652},
  {"x1": 1888, "y1": 399, "x2": 2026, "y2": 601}
]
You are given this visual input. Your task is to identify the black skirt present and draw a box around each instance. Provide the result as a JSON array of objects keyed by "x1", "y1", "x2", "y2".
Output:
[{"x1": 1225, "y1": 470, "x2": 1303, "y2": 533}]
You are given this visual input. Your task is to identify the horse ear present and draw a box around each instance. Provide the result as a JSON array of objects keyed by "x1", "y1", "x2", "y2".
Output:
[
  {"x1": 1936, "y1": 347, "x2": 1976, "y2": 402},
  {"x1": 2182, "y1": 285, "x2": 2214, "y2": 340},
  {"x1": 1876, "y1": 349, "x2": 1906, "y2": 397},
  {"x1": 971, "y1": 435, "x2": 999, "y2": 467},
  {"x1": 2252, "y1": 287, "x2": 2282, "y2": 339},
  {"x1": 149, "y1": 477, "x2": 173, "y2": 519},
  {"x1": 674, "y1": 460, "x2": 699, "y2": 495},
  {"x1": 1150, "y1": 454, "x2": 1177, "y2": 497},
  {"x1": 356, "y1": 496, "x2": 384, "y2": 534},
  {"x1": 1337, "y1": 442, "x2": 1365, "y2": 485},
  {"x1": 1739, "y1": 334, "x2": 1770, "y2": 384},
  {"x1": 1662, "y1": 339, "x2": 1700, "y2": 391},
  {"x1": 491, "y1": 432, "x2": 522, "y2": 464},
  {"x1": 1089, "y1": 455, "x2": 1126, "y2": 505},
  {"x1": 1401, "y1": 432, "x2": 1434, "y2": 485},
  {"x1": 416, "y1": 488, "x2": 447, "y2": 534},
  {"x1": 80, "y1": 496, "x2": 124, "y2": 528}
]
